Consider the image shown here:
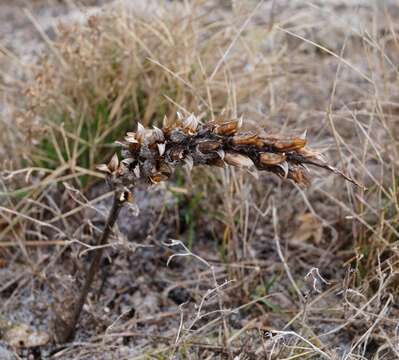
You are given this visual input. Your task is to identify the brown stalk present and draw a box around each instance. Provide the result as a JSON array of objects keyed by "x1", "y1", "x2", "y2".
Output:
[{"x1": 60, "y1": 188, "x2": 129, "y2": 342}]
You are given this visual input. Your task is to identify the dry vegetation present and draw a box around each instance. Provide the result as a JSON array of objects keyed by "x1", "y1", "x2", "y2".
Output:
[{"x1": 0, "y1": 0, "x2": 398, "y2": 359}]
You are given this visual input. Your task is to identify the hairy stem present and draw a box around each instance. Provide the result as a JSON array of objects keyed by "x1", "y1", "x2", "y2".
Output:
[{"x1": 62, "y1": 190, "x2": 125, "y2": 342}]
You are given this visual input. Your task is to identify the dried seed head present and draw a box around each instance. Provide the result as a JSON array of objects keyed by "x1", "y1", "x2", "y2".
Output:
[
  {"x1": 259, "y1": 152, "x2": 287, "y2": 166},
  {"x1": 102, "y1": 115, "x2": 359, "y2": 189},
  {"x1": 224, "y1": 152, "x2": 255, "y2": 169}
]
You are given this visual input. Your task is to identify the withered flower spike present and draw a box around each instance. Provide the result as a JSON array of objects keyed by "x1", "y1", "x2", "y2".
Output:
[{"x1": 106, "y1": 116, "x2": 361, "y2": 188}]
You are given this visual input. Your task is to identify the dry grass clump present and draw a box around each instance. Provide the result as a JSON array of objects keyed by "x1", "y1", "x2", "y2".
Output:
[{"x1": 10, "y1": 1, "x2": 279, "y2": 183}]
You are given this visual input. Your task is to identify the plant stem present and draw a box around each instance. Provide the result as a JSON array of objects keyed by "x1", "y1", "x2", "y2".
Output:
[{"x1": 62, "y1": 190, "x2": 125, "y2": 342}]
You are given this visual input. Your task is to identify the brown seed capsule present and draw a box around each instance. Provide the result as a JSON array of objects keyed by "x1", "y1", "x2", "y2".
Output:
[
  {"x1": 224, "y1": 152, "x2": 255, "y2": 169},
  {"x1": 213, "y1": 119, "x2": 241, "y2": 136},
  {"x1": 232, "y1": 132, "x2": 259, "y2": 146},
  {"x1": 197, "y1": 141, "x2": 221, "y2": 153},
  {"x1": 273, "y1": 138, "x2": 307, "y2": 152},
  {"x1": 259, "y1": 152, "x2": 287, "y2": 166}
]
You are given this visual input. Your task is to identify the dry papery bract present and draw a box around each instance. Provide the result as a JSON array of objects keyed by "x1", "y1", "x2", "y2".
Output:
[{"x1": 97, "y1": 114, "x2": 358, "y2": 190}]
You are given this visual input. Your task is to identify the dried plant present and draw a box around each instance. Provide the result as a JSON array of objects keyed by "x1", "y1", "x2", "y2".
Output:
[
  {"x1": 61, "y1": 114, "x2": 360, "y2": 342},
  {"x1": 98, "y1": 113, "x2": 360, "y2": 190}
]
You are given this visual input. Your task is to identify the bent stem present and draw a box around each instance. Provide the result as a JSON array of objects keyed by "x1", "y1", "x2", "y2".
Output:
[{"x1": 62, "y1": 189, "x2": 127, "y2": 342}]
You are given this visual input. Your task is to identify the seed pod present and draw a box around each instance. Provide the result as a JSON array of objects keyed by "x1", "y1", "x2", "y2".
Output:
[
  {"x1": 273, "y1": 138, "x2": 307, "y2": 152},
  {"x1": 232, "y1": 132, "x2": 259, "y2": 146},
  {"x1": 197, "y1": 140, "x2": 221, "y2": 153},
  {"x1": 214, "y1": 120, "x2": 241, "y2": 136},
  {"x1": 224, "y1": 152, "x2": 255, "y2": 169},
  {"x1": 259, "y1": 152, "x2": 287, "y2": 166}
]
